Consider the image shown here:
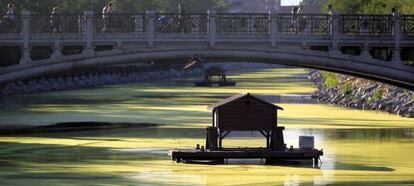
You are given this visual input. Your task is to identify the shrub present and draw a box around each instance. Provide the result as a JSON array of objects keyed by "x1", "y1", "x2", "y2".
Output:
[
  {"x1": 341, "y1": 81, "x2": 353, "y2": 95},
  {"x1": 372, "y1": 87, "x2": 383, "y2": 101},
  {"x1": 321, "y1": 71, "x2": 339, "y2": 88}
]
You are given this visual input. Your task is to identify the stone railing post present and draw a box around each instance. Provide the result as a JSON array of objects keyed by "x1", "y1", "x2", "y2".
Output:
[
  {"x1": 20, "y1": 10, "x2": 31, "y2": 64},
  {"x1": 269, "y1": 11, "x2": 278, "y2": 48},
  {"x1": 208, "y1": 10, "x2": 217, "y2": 48},
  {"x1": 330, "y1": 14, "x2": 340, "y2": 53},
  {"x1": 361, "y1": 43, "x2": 372, "y2": 59},
  {"x1": 83, "y1": 11, "x2": 94, "y2": 55},
  {"x1": 78, "y1": 14, "x2": 84, "y2": 33},
  {"x1": 146, "y1": 10, "x2": 156, "y2": 48},
  {"x1": 392, "y1": 14, "x2": 402, "y2": 63},
  {"x1": 248, "y1": 15, "x2": 254, "y2": 33},
  {"x1": 50, "y1": 41, "x2": 62, "y2": 60}
]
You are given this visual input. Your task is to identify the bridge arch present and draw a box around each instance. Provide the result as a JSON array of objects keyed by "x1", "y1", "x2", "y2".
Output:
[{"x1": 1, "y1": 47, "x2": 413, "y2": 90}]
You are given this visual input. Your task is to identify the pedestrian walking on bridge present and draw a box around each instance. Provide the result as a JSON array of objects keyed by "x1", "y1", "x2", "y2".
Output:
[
  {"x1": 51, "y1": 7, "x2": 61, "y2": 33},
  {"x1": 102, "y1": 2, "x2": 114, "y2": 32},
  {"x1": 4, "y1": 3, "x2": 15, "y2": 32},
  {"x1": 176, "y1": 3, "x2": 188, "y2": 33}
]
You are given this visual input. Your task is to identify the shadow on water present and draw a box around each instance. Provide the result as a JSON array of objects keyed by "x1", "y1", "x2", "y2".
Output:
[
  {"x1": 0, "y1": 141, "x2": 169, "y2": 166},
  {"x1": 184, "y1": 158, "x2": 394, "y2": 172},
  {"x1": 293, "y1": 128, "x2": 414, "y2": 141},
  {"x1": 319, "y1": 180, "x2": 414, "y2": 186},
  {"x1": 0, "y1": 126, "x2": 204, "y2": 139},
  {"x1": 284, "y1": 117, "x2": 414, "y2": 128},
  {"x1": 184, "y1": 159, "x2": 321, "y2": 168},
  {"x1": 0, "y1": 141, "x2": 193, "y2": 185},
  {"x1": 0, "y1": 122, "x2": 160, "y2": 134},
  {"x1": 331, "y1": 162, "x2": 394, "y2": 172},
  {"x1": 2, "y1": 126, "x2": 414, "y2": 142}
]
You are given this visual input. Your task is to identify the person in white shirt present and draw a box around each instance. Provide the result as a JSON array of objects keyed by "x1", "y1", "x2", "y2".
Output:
[
  {"x1": 328, "y1": 4, "x2": 338, "y2": 16},
  {"x1": 102, "y1": 2, "x2": 114, "y2": 32},
  {"x1": 102, "y1": 3, "x2": 109, "y2": 32},
  {"x1": 5, "y1": 3, "x2": 15, "y2": 32}
]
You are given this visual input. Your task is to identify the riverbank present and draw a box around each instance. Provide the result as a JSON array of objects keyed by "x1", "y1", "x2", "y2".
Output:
[{"x1": 309, "y1": 70, "x2": 414, "y2": 118}]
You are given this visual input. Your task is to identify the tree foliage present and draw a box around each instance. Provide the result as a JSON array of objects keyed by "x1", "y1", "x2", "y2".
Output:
[
  {"x1": 1, "y1": 0, "x2": 228, "y2": 13},
  {"x1": 300, "y1": 0, "x2": 328, "y2": 6},
  {"x1": 322, "y1": 0, "x2": 414, "y2": 14}
]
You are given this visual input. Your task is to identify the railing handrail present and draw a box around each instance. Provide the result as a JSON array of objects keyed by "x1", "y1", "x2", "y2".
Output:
[
  {"x1": 340, "y1": 14, "x2": 393, "y2": 16},
  {"x1": 94, "y1": 13, "x2": 147, "y2": 16},
  {"x1": 217, "y1": 13, "x2": 269, "y2": 15},
  {"x1": 18, "y1": 12, "x2": 414, "y2": 16},
  {"x1": 277, "y1": 13, "x2": 331, "y2": 16},
  {"x1": 30, "y1": 13, "x2": 84, "y2": 16},
  {"x1": 155, "y1": 13, "x2": 207, "y2": 15}
]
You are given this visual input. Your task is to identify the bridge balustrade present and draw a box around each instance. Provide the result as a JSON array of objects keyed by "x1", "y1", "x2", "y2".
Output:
[
  {"x1": 217, "y1": 13, "x2": 269, "y2": 33},
  {"x1": 277, "y1": 14, "x2": 330, "y2": 34},
  {"x1": 0, "y1": 14, "x2": 21, "y2": 33},
  {"x1": 156, "y1": 13, "x2": 208, "y2": 33},
  {"x1": 340, "y1": 15, "x2": 393, "y2": 35},
  {"x1": 402, "y1": 15, "x2": 414, "y2": 36},
  {"x1": 30, "y1": 14, "x2": 84, "y2": 34},
  {"x1": 1, "y1": 12, "x2": 413, "y2": 37},
  {"x1": 93, "y1": 13, "x2": 146, "y2": 33}
]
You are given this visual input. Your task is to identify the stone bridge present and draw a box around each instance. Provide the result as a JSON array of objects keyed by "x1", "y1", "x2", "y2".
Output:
[{"x1": 0, "y1": 11, "x2": 414, "y2": 89}]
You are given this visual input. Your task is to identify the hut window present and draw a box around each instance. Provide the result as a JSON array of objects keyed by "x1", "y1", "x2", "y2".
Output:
[{"x1": 245, "y1": 100, "x2": 251, "y2": 106}]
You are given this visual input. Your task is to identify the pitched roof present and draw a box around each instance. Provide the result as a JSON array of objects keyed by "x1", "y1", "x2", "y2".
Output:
[{"x1": 208, "y1": 93, "x2": 284, "y2": 110}]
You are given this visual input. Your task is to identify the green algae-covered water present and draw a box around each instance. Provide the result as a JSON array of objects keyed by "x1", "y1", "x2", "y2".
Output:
[{"x1": 0, "y1": 68, "x2": 414, "y2": 185}]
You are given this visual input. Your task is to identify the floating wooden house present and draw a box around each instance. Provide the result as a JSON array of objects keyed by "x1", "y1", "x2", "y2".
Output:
[
  {"x1": 206, "y1": 93, "x2": 285, "y2": 151},
  {"x1": 194, "y1": 67, "x2": 236, "y2": 87},
  {"x1": 169, "y1": 93, "x2": 323, "y2": 165}
]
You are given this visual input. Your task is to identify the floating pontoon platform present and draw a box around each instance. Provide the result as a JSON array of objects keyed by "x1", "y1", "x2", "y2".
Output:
[
  {"x1": 168, "y1": 148, "x2": 323, "y2": 164},
  {"x1": 194, "y1": 80, "x2": 236, "y2": 87}
]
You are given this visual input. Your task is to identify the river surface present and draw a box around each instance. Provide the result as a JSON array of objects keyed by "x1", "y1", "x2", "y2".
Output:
[{"x1": 0, "y1": 68, "x2": 413, "y2": 185}]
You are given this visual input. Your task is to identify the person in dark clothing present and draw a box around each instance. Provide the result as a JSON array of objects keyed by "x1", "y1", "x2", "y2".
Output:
[
  {"x1": 51, "y1": 7, "x2": 61, "y2": 33},
  {"x1": 176, "y1": 3, "x2": 188, "y2": 33},
  {"x1": 391, "y1": 7, "x2": 398, "y2": 17}
]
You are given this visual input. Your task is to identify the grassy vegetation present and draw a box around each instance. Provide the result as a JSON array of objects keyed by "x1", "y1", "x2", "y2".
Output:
[
  {"x1": 341, "y1": 81, "x2": 353, "y2": 95},
  {"x1": 321, "y1": 71, "x2": 340, "y2": 88},
  {"x1": 373, "y1": 87, "x2": 384, "y2": 101}
]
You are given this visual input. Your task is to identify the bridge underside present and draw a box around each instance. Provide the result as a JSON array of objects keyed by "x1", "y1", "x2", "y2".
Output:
[{"x1": 0, "y1": 46, "x2": 413, "y2": 90}]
